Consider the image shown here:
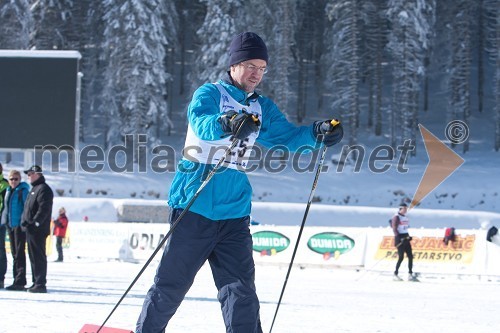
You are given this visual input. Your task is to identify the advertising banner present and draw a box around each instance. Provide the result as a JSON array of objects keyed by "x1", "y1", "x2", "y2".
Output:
[
  {"x1": 46, "y1": 223, "x2": 497, "y2": 277},
  {"x1": 375, "y1": 234, "x2": 476, "y2": 264},
  {"x1": 250, "y1": 226, "x2": 366, "y2": 267},
  {"x1": 60, "y1": 222, "x2": 169, "y2": 261},
  {"x1": 365, "y1": 228, "x2": 486, "y2": 275}
]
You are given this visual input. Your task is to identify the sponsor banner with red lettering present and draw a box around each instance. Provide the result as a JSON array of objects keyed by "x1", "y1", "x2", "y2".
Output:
[
  {"x1": 365, "y1": 228, "x2": 487, "y2": 275},
  {"x1": 55, "y1": 223, "x2": 497, "y2": 276}
]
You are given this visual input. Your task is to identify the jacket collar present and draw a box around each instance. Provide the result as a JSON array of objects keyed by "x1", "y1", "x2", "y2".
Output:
[
  {"x1": 222, "y1": 73, "x2": 260, "y2": 106},
  {"x1": 10, "y1": 182, "x2": 29, "y2": 192},
  {"x1": 30, "y1": 175, "x2": 46, "y2": 187}
]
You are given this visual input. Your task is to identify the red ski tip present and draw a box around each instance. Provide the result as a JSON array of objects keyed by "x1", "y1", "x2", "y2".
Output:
[{"x1": 79, "y1": 324, "x2": 133, "y2": 333}]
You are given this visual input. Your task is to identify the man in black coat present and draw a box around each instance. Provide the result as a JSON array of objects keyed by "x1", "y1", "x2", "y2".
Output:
[
  {"x1": 0, "y1": 163, "x2": 9, "y2": 289},
  {"x1": 21, "y1": 165, "x2": 53, "y2": 293}
]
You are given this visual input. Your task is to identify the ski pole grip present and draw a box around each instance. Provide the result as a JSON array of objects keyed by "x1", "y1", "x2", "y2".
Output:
[
  {"x1": 324, "y1": 119, "x2": 340, "y2": 135},
  {"x1": 251, "y1": 114, "x2": 261, "y2": 126}
]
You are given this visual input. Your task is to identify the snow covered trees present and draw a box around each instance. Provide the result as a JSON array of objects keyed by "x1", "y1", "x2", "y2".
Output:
[
  {"x1": 0, "y1": 0, "x2": 498, "y2": 154},
  {"x1": 484, "y1": 0, "x2": 500, "y2": 151},
  {"x1": 101, "y1": 0, "x2": 173, "y2": 147},
  {"x1": 387, "y1": 0, "x2": 435, "y2": 153},
  {"x1": 324, "y1": 0, "x2": 362, "y2": 146},
  {"x1": 0, "y1": 0, "x2": 32, "y2": 49}
]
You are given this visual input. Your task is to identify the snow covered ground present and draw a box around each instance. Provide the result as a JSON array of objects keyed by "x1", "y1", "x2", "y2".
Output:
[
  {"x1": 1, "y1": 97, "x2": 499, "y2": 332},
  {"x1": 1, "y1": 258, "x2": 499, "y2": 333}
]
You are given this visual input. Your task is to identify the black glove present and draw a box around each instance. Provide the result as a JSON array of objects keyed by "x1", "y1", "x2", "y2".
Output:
[
  {"x1": 313, "y1": 120, "x2": 343, "y2": 147},
  {"x1": 21, "y1": 221, "x2": 39, "y2": 229},
  {"x1": 21, "y1": 221, "x2": 34, "y2": 232},
  {"x1": 219, "y1": 111, "x2": 260, "y2": 140}
]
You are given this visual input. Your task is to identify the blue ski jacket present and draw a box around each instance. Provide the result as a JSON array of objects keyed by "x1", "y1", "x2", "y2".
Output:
[
  {"x1": 168, "y1": 78, "x2": 321, "y2": 220},
  {"x1": 2, "y1": 182, "x2": 29, "y2": 228}
]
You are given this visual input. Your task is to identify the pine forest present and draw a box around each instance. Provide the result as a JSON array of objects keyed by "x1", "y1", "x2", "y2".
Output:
[{"x1": 0, "y1": 0, "x2": 499, "y2": 154}]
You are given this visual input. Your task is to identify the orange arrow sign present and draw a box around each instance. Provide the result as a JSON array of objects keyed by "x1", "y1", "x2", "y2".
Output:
[{"x1": 410, "y1": 124, "x2": 465, "y2": 210}]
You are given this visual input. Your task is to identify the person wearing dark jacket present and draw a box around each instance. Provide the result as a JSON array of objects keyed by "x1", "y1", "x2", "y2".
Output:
[
  {"x1": 53, "y1": 207, "x2": 68, "y2": 262},
  {"x1": 0, "y1": 163, "x2": 9, "y2": 289},
  {"x1": 21, "y1": 165, "x2": 53, "y2": 293},
  {"x1": 1, "y1": 170, "x2": 30, "y2": 291}
]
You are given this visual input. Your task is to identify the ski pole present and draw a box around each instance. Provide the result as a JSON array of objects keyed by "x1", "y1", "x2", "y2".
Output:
[
  {"x1": 355, "y1": 236, "x2": 410, "y2": 281},
  {"x1": 269, "y1": 119, "x2": 340, "y2": 333},
  {"x1": 97, "y1": 115, "x2": 257, "y2": 333}
]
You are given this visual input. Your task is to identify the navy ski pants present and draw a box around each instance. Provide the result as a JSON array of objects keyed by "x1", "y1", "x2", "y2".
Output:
[{"x1": 136, "y1": 209, "x2": 263, "y2": 333}]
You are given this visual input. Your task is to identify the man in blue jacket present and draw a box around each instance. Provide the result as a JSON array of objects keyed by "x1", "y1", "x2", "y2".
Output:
[
  {"x1": 2, "y1": 169, "x2": 30, "y2": 291},
  {"x1": 136, "y1": 32, "x2": 343, "y2": 333}
]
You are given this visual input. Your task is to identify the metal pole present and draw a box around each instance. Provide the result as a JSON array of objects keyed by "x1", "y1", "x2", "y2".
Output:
[{"x1": 269, "y1": 120, "x2": 340, "y2": 333}]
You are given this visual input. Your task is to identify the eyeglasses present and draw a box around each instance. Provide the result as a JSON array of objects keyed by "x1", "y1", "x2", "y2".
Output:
[
  {"x1": 239, "y1": 63, "x2": 268, "y2": 74},
  {"x1": 9, "y1": 178, "x2": 19, "y2": 181}
]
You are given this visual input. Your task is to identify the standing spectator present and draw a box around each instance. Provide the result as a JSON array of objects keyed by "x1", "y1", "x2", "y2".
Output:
[
  {"x1": 21, "y1": 165, "x2": 53, "y2": 293},
  {"x1": 1, "y1": 170, "x2": 29, "y2": 291},
  {"x1": 136, "y1": 32, "x2": 343, "y2": 333},
  {"x1": 0, "y1": 163, "x2": 9, "y2": 289},
  {"x1": 53, "y1": 207, "x2": 68, "y2": 262},
  {"x1": 391, "y1": 203, "x2": 417, "y2": 281}
]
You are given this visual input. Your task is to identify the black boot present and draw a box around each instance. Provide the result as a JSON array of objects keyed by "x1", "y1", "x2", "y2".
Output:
[
  {"x1": 6, "y1": 284, "x2": 26, "y2": 291},
  {"x1": 27, "y1": 284, "x2": 47, "y2": 293}
]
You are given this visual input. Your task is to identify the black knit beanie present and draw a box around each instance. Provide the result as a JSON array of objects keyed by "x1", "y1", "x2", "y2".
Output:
[{"x1": 228, "y1": 32, "x2": 268, "y2": 67}]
